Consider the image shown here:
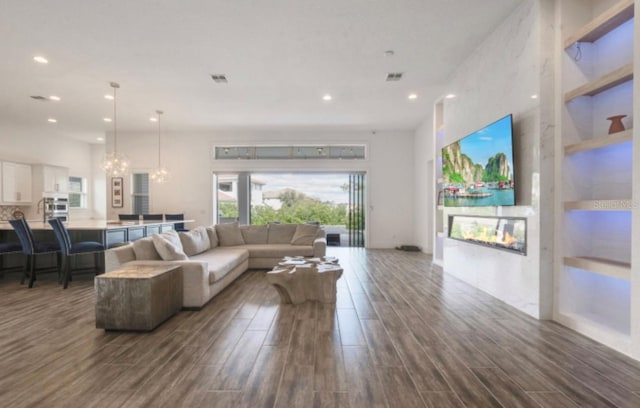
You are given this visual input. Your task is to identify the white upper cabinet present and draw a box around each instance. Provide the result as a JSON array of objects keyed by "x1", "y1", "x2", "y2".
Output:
[
  {"x1": 41, "y1": 165, "x2": 69, "y2": 193},
  {"x1": 1, "y1": 161, "x2": 33, "y2": 204}
]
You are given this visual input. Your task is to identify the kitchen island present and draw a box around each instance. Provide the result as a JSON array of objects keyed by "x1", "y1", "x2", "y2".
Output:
[{"x1": 0, "y1": 219, "x2": 194, "y2": 248}]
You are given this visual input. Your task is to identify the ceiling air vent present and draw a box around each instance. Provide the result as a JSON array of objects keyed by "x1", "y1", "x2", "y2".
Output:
[
  {"x1": 385, "y1": 72, "x2": 403, "y2": 81},
  {"x1": 30, "y1": 95, "x2": 48, "y2": 100},
  {"x1": 210, "y1": 74, "x2": 228, "y2": 83}
]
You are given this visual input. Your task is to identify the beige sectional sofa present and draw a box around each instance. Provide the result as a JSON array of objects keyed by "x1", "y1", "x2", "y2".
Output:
[{"x1": 105, "y1": 222, "x2": 326, "y2": 309}]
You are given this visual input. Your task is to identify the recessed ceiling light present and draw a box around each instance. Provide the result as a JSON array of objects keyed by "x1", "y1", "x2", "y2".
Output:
[
  {"x1": 47, "y1": 118, "x2": 57, "y2": 123},
  {"x1": 49, "y1": 95, "x2": 61, "y2": 101},
  {"x1": 149, "y1": 117, "x2": 158, "y2": 122},
  {"x1": 96, "y1": 137, "x2": 105, "y2": 142},
  {"x1": 531, "y1": 94, "x2": 539, "y2": 99},
  {"x1": 104, "y1": 94, "x2": 114, "y2": 100},
  {"x1": 408, "y1": 93, "x2": 418, "y2": 100},
  {"x1": 103, "y1": 118, "x2": 112, "y2": 122},
  {"x1": 33, "y1": 56, "x2": 48, "y2": 64},
  {"x1": 445, "y1": 94, "x2": 456, "y2": 99},
  {"x1": 322, "y1": 94, "x2": 332, "y2": 101}
]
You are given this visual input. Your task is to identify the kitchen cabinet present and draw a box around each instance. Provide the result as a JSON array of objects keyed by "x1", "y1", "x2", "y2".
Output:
[
  {"x1": 40, "y1": 165, "x2": 69, "y2": 193},
  {"x1": 1, "y1": 161, "x2": 33, "y2": 204}
]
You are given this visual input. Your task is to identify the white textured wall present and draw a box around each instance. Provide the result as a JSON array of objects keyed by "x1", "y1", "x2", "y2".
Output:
[
  {"x1": 108, "y1": 129, "x2": 415, "y2": 249},
  {"x1": 440, "y1": 0, "x2": 554, "y2": 319}
]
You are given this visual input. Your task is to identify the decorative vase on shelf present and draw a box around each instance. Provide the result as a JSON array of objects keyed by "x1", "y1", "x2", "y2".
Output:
[{"x1": 607, "y1": 115, "x2": 627, "y2": 134}]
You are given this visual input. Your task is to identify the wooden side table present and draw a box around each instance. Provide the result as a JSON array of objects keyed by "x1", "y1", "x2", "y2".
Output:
[{"x1": 95, "y1": 264, "x2": 183, "y2": 331}]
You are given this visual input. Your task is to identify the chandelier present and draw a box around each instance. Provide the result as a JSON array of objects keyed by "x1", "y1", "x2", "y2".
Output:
[
  {"x1": 101, "y1": 82, "x2": 130, "y2": 177},
  {"x1": 150, "y1": 110, "x2": 170, "y2": 183}
]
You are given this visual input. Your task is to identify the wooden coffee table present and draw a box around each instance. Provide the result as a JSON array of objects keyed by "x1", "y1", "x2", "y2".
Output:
[
  {"x1": 267, "y1": 257, "x2": 342, "y2": 304},
  {"x1": 95, "y1": 264, "x2": 183, "y2": 331}
]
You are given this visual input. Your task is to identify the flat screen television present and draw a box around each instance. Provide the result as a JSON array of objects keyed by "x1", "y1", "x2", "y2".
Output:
[{"x1": 441, "y1": 114, "x2": 515, "y2": 207}]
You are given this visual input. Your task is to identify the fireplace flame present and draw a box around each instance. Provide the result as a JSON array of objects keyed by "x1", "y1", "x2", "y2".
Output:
[{"x1": 461, "y1": 227, "x2": 518, "y2": 248}]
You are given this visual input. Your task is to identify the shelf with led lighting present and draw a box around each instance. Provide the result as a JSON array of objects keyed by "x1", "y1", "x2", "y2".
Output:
[
  {"x1": 564, "y1": 199, "x2": 632, "y2": 211},
  {"x1": 563, "y1": 0, "x2": 634, "y2": 48},
  {"x1": 564, "y1": 256, "x2": 630, "y2": 281},
  {"x1": 564, "y1": 128, "x2": 632, "y2": 154},
  {"x1": 557, "y1": 0, "x2": 635, "y2": 357},
  {"x1": 564, "y1": 63, "x2": 633, "y2": 102}
]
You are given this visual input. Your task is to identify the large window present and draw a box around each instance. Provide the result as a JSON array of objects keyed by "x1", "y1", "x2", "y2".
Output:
[
  {"x1": 213, "y1": 172, "x2": 366, "y2": 247},
  {"x1": 131, "y1": 173, "x2": 149, "y2": 214},
  {"x1": 68, "y1": 176, "x2": 87, "y2": 208}
]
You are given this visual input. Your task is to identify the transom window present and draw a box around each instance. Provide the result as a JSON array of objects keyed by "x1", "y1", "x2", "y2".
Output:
[{"x1": 214, "y1": 145, "x2": 366, "y2": 160}]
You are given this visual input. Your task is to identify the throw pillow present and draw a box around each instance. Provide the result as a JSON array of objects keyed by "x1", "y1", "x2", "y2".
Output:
[
  {"x1": 240, "y1": 225, "x2": 268, "y2": 244},
  {"x1": 206, "y1": 226, "x2": 219, "y2": 248},
  {"x1": 179, "y1": 226, "x2": 211, "y2": 256},
  {"x1": 216, "y1": 222, "x2": 245, "y2": 246},
  {"x1": 290, "y1": 224, "x2": 319, "y2": 246},
  {"x1": 152, "y1": 230, "x2": 188, "y2": 261},
  {"x1": 132, "y1": 237, "x2": 161, "y2": 260},
  {"x1": 267, "y1": 223, "x2": 298, "y2": 244}
]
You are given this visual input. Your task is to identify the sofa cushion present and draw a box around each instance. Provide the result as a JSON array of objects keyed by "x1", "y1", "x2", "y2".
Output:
[
  {"x1": 179, "y1": 226, "x2": 211, "y2": 256},
  {"x1": 240, "y1": 225, "x2": 268, "y2": 244},
  {"x1": 190, "y1": 247, "x2": 249, "y2": 284},
  {"x1": 206, "y1": 226, "x2": 219, "y2": 248},
  {"x1": 290, "y1": 224, "x2": 320, "y2": 246},
  {"x1": 267, "y1": 224, "x2": 297, "y2": 244},
  {"x1": 132, "y1": 237, "x2": 161, "y2": 260},
  {"x1": 241, "y1": 244, "x2": 315, "y2": 258},
  {"x1": 152, "y1": 230, "x2": 188, "y2": 261},
  {"x1": 216, "y1": 222, "x2": 245, "y2": 247}
]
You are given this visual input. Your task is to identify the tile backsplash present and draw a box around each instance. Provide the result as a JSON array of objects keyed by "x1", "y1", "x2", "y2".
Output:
[{"x1": 0, "y1": 206, "x2": 24, "y2": 221}]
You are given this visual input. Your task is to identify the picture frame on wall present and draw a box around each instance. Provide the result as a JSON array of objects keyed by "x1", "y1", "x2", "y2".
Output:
[{"x1": 112, "y1": 177, "x2": 123, "y2": 208}]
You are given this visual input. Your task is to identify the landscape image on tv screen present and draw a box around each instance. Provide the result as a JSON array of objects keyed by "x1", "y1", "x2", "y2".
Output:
[{"x1": 442, "y1": 114, "x2": 515, "y2": 207}]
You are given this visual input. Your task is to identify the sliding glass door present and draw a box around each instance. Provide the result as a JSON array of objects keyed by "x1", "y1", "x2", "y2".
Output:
[{"x1": 213, "y1": 172, "x2": 366, "y2": 247}]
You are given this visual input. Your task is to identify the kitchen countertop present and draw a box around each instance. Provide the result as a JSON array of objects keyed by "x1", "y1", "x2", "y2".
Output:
[{"x1": 0, "y1": 219, "x2": 194, "y2": 231}]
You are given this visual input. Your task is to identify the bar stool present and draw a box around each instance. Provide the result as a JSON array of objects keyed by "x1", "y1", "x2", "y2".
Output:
[
  {"x1": 165, "y1": 213, "x2": 188, "y2": 232},
  {"x1": 9, "y1": 219, "x2": 60, "y2": 288},
  {"x1": 142, "y1": 214, "x2": 163, "y2": 221},
  {"x1": 0, "y1": 242, "x2": 24, "y2": 279},
  {"x1": 48, "y1": 218, "x2": 105, "y2": 289},
  {"x1": 118, "y1": 214, "x2": 140, "y2": 221}
]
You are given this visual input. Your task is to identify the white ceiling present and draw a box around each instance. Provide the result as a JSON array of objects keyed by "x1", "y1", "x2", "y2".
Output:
[{"x1": 0, "y1": 0, "x2": 523, "y2": 143}]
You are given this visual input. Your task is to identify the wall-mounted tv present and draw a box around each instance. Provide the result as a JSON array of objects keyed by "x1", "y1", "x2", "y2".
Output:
[{"x1": 442, "y1": 114, "x2": 515, "y2": 207}]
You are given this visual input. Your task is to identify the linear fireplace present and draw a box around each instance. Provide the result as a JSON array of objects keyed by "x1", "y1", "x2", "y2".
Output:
[{"x1": 448, "y1": 215, "x2": 526, "y2": 255}]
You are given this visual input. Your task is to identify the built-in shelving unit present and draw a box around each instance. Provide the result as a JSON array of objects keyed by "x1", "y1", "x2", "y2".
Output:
[
  {"x1": 432, "y1": 101, "x2": 445, "y2": 268},
  {"x1": 564, "y1": 199, "x2": 632, "y2": 211},
  {"x1": 564, "y1": 256, "x2": 631, "y2": 281},
  {"x1": 555, "y1": 0, "x2": 635, "y2": 357},
  {"x1": 563, "y1": 0, "x2": 634, "y2": 48},
  {"x1": 564, "y1": 63, "x2": 633, "y2": 102},
  {"x1": 564, "y1": 128, "x2": 632, "y2": 154}
]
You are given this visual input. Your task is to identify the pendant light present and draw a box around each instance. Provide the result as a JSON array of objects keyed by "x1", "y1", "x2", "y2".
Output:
[
  {"x1": 101, "y1": 82, "x2": 131, "y2": 177},
  {"x1": 150, "y1": 110, "x2": 170, "y2": 183}
]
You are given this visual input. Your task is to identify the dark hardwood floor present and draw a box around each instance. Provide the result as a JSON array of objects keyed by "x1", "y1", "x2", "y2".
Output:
[{"x1": 1, "y1": 247, "x2": 640, "y2": 407}]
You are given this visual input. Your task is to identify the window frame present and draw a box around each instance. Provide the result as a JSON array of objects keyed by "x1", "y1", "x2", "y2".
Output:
[
  {"x1": 131, "y1": 172, "x2": 150, "y2": 214},
  {"x1": 68, "y1": 176, "x2": 87, "y2": 209}
]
